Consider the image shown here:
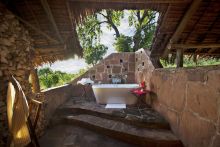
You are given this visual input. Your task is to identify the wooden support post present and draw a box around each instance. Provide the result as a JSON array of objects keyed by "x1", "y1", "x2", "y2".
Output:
[
  {"x1": 30, "y1": 69, "x2": 41, "y2": 93},
  {"x1": 176, "y1": 49, "x2": 183, "y2": 68},
  {"x1": 193, "y1": 54, "x2": 197, "y2": 65}
]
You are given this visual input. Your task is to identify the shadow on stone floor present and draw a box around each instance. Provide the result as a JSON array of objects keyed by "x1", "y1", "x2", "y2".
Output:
[{"x1": 40, "y1": 124, "x2": 135, "y2": 147}]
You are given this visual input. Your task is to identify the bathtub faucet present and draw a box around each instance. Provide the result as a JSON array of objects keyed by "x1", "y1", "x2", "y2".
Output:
[{"x1": 111, "y1": 74, "x2": 127, "y2": 84}]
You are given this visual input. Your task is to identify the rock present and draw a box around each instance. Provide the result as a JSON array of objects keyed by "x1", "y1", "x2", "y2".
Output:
[
  {"x1": 0, "y1": 24, "x2": 8, "y2": 32},
  {"x1": 0, "y1": 38, "x2": 14, "y2": 46},
  {"x1": 125, "y1": 114, "x2": 141, "y2": 121},
  {"x1": 112, "y1": 66, "x2": 121, "y2": 73},
  {"x1": 0, "y1": 101, "x2": 5, "y2": 107},
  {"x1": 179, "y1": 110, "x2": 216, "y2": 147},
  {"x1": 5, "y1": 14, "x2": 15, "y2": 19},
  {"x1": 0, "y1": 50, "x2": 9, "y2": 64}
]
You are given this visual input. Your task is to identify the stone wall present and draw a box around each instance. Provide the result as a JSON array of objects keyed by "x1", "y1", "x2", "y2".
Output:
[
  {"x1": 42, "y1": 85, "x2": 73, "y2": 124},
  {"x1": 135, "y1": 49, "x2": 220, "y2": 147},
  {"x1": 151, "y1": 66, "x2": 220, "y2": 147},
  {"x1": 135, "y1": 48, "x2": 155, "y2": 89},
  {"x1": 72, "y1": 52, "x2": 136, "y2": 84},
  {"x1": 0, "y1": 5, "x2": 34, "y2": 145}
]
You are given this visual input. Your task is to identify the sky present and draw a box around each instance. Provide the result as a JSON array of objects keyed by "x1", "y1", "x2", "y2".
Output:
[{"x1": 40, "y1": 11, "x2": 157, "y2": 74}]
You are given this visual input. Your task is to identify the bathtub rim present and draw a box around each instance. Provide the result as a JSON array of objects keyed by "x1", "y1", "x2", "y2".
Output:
[{"x1": 92, "y1": 83, "x2": 139, "y2": 89}]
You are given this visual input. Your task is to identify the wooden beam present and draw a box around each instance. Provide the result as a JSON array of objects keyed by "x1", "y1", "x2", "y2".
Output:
[
  {"x1": 176, "y1": 48, "x2": 183, "y2": 68},
  {"x1": 40, "y1": 0, "x2": 64, "y2": 43},
  {"x1": 70, "y1": 0, "x2": 189, "y2": 4},
  {"x1": 172, "y1": 43, "x2": 220, "y2": 49},
  {"x1": 183, "y1": 1, "x2": 211, "y2": 44},
  {"x1": 163, "y1": 0, "x2": 202, "y2": 57},
  {"x1": 14, "y1": 15, "x2": 60, "y2": 44},
  {"x1": 208, "y1": 48, "x2": 218, "y2": 54},
  {"x1": 171, "y1": 52, "x2": 220, "y2": 56},
  {"x1": 35, "y1": 44, "x2": 64, "y2": 49},
  {"x1": 30, "y1": 69, "x2": 41, "y2": 93},
  {"x1": 66, "y1": 0, "x2": 74, "y2": 28},
  {"x1": 25, "y1": 0, "x2": 51, "y2": 45},
  {"x1": 36, "y1": 48, "x2": 66, "y2": 53}
]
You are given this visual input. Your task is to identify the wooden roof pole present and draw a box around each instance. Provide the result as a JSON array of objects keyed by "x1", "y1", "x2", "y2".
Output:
[
  {"x1": 172, "y1": 43, "x2": 220, "y2": 49},
  {"x1": 66, "y1": 0, "x2": 74, "y2": 28},
  {"x1": 162, "y1": 0, "x2": 202, "y2": 57},
  {"x1": 70, "y1": 0, "x2": 188, "y2": 4},
  {"x1": 40, "y1": 0, "x2": 64, "y2": 43},
  {"x1": 15, "y1": 15, "x2": 60, "y2": 44}
]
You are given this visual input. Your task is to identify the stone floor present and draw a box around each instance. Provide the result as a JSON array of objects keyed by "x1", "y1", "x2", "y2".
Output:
[
  {"x1": 39, "y1": 124, "x2": 134, "y2": 147},
  {"x1": 39, "y1": 97, "x2": 182, "y2": 147},
  {"x1": 62, "y1": 97, "x2": 169, "y2": 128}
]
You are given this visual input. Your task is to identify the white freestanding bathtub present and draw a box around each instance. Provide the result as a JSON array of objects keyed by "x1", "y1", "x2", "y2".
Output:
[{"x1": 92, "y1": 84, "x2": 139, "y2": 105}]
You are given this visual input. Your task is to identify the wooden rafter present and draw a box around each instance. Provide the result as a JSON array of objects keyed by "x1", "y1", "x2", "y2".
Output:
[
  {"x1": 40, "y1": 0, "x2": 64, "y2": 43},
  {"x1": 24, "y1": 0, "x2": 41, "y2": 30},
  {"x1": 195, "y1": 12, "x2": 220, "y2": 53},
  {"x1": 66, "y1": 0, "x2": 74, "y2": 28},
  {"x1": 24, "y1": 0, "x2": 51, "y2": 45},
  {"x1": 70, "y1": 0, "x2": 189, "y2": 4},
  {"x1": 172, "y1": 43, "x2": 220, "y2": 49},
  {"x1": 14, "y1": 15, "x2": 60, "y2": 44},
  {"x1": 208, "y1": 48, "x2": 218, "y2": 54},
  {"x1": 183, "y1": 1, "x2": 211, "y2": 44},
  {"x1": 171, "y1": 52, "x2": 220, "y2": 56},
  {"x1": 163, "y1": 0, "x2": 202, "y2": 57}
]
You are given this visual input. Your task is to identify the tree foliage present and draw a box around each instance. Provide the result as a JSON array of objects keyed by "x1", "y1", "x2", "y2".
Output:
[
  {"x1": 128, "y1": 10, "x2": 157, "y2": 51},
  {"x1": 77, "y1": 9, "x2": 158, "y2": 57},
  {"x1": 77, "y1": 14, "x2": 109, "y2": 66},
  {"x1": 160, "y1": 56, "x2": 220, "y2": 68},
  {"x1": 114, "y1": 35, "x2": 132, "y2": 52},
  {"x1": 83, "y1": 44, "x2": 108, "y2": 65},
  {"x1": 38, "y1": 67, "x2": 86, "y2": 89}
]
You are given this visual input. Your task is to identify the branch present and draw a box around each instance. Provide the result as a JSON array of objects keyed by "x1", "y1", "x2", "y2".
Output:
[
  {"x1": 141, "y1": 14, "x2": 156, "y2": 30},
  {"x1": 97, "y1": 12, "x2": 108, "y2": 19},
  {"x1": 136, "y1": 10, "x2": 141, "y2": 22},
  {"x1": 140, "y1": 10, "x2": 149, "y2": 25},
  {"x1": 87, "y1": 21, "x2": 108, "y2": 34}
]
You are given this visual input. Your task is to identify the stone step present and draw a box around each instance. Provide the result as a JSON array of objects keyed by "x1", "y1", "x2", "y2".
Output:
[
  {"x1": 55, "y1": 104, "x2": 170, "y2": 130},
  {"x1": 64, "y1": 114, "x2": 183, "y2": 147}
]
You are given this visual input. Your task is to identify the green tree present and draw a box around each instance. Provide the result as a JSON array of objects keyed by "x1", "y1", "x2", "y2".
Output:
[
  {"x1": 77, "y1": 9, "x2": 157, "y2": 55},
  {"x1": 77, "y1": 11, "x2": 114, "y2": 65},
  {"x1": 114, "y1": 35, "x2": 132, "y2": 52},
  {"x1": 128, "y1": 10, "x2": 157, "y2": 51},
  {"x1": 83, "y1": 44, "x2": 107, "y2": 65},
  {"x1": 38, "y1": 67, "x2": 59, "y2": 88}
]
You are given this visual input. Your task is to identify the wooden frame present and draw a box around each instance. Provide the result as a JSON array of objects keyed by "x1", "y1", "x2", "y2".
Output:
[{"x1": 7, "y1": 76, "x2": 43, "y2": 147}]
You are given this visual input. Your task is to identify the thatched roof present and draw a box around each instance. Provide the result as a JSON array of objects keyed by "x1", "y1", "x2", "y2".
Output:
[
  {"x1": 1, "y1": 0, "x2": 83, "y2": 66},
  {"x1": 1, "y1": 0, "x2": 220, "y2": 65},
  {"x1": 151, "y1": 0, "x2": 220, "y2": 58}
]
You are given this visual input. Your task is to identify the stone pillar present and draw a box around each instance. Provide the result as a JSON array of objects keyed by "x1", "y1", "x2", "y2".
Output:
[
  {"x1": 30, "y1": 69, "x2": 41, "y2": 93},
  {"x1": 176, "y1": 48, "x2": 183, "y2": 67}
]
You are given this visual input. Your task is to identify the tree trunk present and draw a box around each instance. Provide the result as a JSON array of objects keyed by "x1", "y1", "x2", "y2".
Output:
[{"x1": 110, "y1": 22, "x2": 120, "y2": 38}]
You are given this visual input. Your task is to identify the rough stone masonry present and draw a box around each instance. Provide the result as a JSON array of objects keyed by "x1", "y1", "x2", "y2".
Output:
[{"x1": 0, "y1": 5, "x2": 35, "y2": 146}]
